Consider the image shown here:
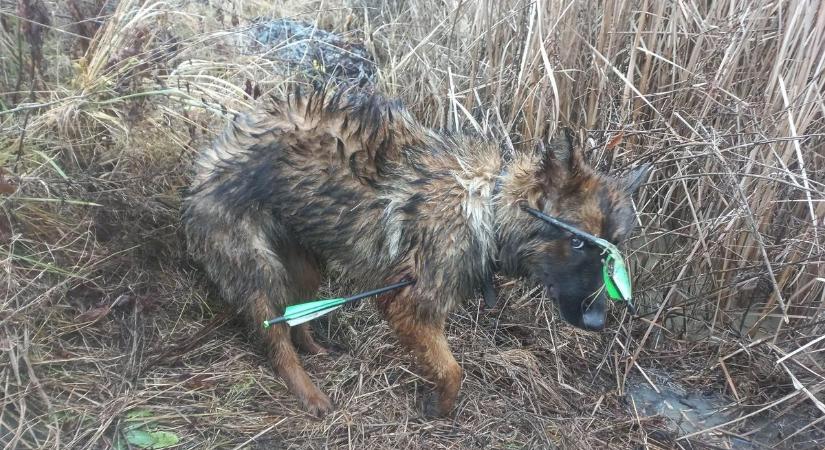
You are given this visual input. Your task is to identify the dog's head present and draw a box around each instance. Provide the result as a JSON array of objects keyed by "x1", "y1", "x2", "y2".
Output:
[{"x1": 497, "y1": 130, "x2": 649, "y2": 331}]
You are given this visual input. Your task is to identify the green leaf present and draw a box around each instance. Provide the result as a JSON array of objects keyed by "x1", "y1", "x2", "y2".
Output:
[
  {"x1": 124, "y1": 429, "x2": 180, "y2": 449},
  {"x1": 147, "y1": 431, "x2": 180, "y2": 448},
  {"x1": 126, "y1": 409, "x2": 155, "y2": 420},
  {"x1": 122, "y1": 408, "x2": 157, "y2": 432},
  {"x1": 125, "y1": 429, "x2": 156, "y2": 448}
]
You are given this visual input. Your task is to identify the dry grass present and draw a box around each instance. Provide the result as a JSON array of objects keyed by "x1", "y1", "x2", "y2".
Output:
[{"x1": 1, "y1": 0, "x2": 824, "y2": 448}]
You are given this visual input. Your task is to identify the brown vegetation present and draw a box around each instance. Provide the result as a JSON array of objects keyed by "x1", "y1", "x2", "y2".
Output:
[{"x1": 1, "y1": 0, "x2": 823, "y2": 448}]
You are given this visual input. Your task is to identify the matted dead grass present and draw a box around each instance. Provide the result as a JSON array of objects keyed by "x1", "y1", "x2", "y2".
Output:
[{"x1": 1, "y1": 0, "x2": 823, "y2": 449}]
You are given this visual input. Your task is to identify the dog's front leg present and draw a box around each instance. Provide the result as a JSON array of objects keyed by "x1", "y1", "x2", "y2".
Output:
[{"x1": 379, "y1": 293, "x2": 463, "y2": 418}]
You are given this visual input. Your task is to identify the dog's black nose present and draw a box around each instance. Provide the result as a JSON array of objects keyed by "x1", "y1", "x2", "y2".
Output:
[
  {"x1": 581, "y1": 310, "x2": 605, "y2": 330},
  {"x1": 581, "y1": 294, "x2": 607, "y2": 331}
]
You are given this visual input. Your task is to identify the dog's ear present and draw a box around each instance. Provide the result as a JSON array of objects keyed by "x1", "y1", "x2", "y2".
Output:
[
  {"x1": 538, "y1": 127, "x2": 580, "y2": 179},
  {"x1": 546, "y1": 127, "x2": 574, "y2": 166},
  {"x1": 625, "y1": 163, "x2": 651, "y2": 195}
]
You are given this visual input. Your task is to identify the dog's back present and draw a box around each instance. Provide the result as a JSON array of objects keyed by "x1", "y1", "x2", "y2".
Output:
[
  {"x1": 182, "y1": 88, "x2": 500, "y2": 416},
  {"x1": 185, "y1": 87, "x2": 501, "y2": 304}
]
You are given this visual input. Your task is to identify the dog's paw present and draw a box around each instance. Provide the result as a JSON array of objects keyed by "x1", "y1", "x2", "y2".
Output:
[
  {"x1": 421, "y1": 390, "x2": 449, "y2": 419},
  {"x1": 303, "y1": 342, "x2": 331, "y2": 356},
  {"x1": 302, "y1": 391, "x2": 334, "y2": 418}
]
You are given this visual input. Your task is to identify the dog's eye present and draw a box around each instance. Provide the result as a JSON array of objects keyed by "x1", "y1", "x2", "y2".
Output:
[{"x1": 571, "y1": 237, "x2": 585, "y2": 250}]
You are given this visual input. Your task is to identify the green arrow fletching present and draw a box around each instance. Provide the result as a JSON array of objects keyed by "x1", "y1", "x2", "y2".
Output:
[
  {"x1": 284, "y1": 297, "x2": 347, "y2": 318},
  {"x1": 587, "y1": 235, "x2": 632, "y2": 303},
  {"x1": 283, "y1": 298, "x2": 346, "y2": 326},
  {"x1": 263, "y1": 297, "x2": 346, "y2": 328},
  {"x1": 286, "y1": 305, "x2": 341, "y2": 326},
  {"x1": 601, "y1": 244, "x2": 632, "y2": 302}
]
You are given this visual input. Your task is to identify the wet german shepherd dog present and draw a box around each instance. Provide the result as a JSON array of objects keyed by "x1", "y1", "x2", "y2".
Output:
[{"x1": 182, "y1": 87, "x2": 649, "y2": 417}]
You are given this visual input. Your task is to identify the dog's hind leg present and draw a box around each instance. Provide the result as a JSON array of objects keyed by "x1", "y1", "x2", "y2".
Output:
[
  {"x1": 378, "y1": 293, "x2": 463, "y2": 418},
  {"x1": 183, "y1": 206, "x2": 332, "y2": 416},
  {"x1": 281, "y1": 244, "x2": 330, "y2": 355},
  {"x1": 291, "y1": 324, "x2": 329, "y2": 355},
  {"x1": 250, "y1": 294, "x2": 333, "y2": 416}
]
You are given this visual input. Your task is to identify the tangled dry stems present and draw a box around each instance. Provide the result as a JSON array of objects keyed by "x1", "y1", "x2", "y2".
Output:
[{"x1": 1, "y1": 0, "x2": 823, "y2": 448}]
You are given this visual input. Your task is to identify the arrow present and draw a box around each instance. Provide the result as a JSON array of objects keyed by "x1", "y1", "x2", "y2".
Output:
[{"x1": 263, "y1": 279, "x2": 414, "y2": 328}]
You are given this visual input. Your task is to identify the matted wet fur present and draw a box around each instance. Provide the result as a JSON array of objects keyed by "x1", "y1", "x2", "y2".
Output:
[{"x1": 181, "y1": 86, "x2": 649, "y2": 417}]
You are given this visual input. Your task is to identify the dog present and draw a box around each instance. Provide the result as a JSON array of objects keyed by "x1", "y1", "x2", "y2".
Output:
[{"x1": 181, "y1": 86, "x2": 649, "y2": 417}]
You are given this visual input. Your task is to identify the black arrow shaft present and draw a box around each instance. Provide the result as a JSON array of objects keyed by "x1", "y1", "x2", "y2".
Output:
[{"x1": 343, "y1": 279, "x2": 414, "y2": 303}]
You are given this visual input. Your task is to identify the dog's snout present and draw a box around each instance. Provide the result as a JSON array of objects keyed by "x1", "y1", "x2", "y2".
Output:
[
  {"x1": 581, "y1": 308, "x2": 605, "y2": 330},
  {"x1": 581, "y1": 294, "x2": 607, "y2": 331}
]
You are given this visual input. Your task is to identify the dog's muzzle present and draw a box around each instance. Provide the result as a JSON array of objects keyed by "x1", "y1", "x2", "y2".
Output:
[{"x1": 581, "y1": 293, "x2": 607, "y2": 331}]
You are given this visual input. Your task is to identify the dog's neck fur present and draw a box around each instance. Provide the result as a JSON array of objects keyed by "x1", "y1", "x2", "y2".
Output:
[
  {"x1": 486, "y1": 152, "x2": 548, "y2": 282},
  {"x1": 488, "y1": 154, "x2": 522, "y2": 230},
  {"x1": 478, "y1": 162, "x2": 508, "y2": 307},
  {"x1": 482, "y1": 158, "x2": 514, "y2": 308}
]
